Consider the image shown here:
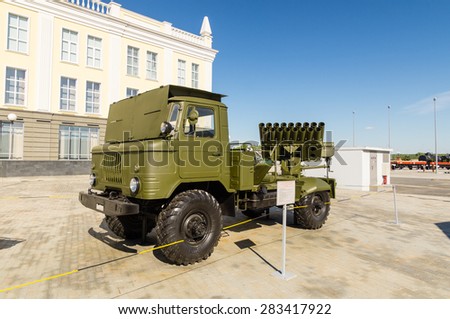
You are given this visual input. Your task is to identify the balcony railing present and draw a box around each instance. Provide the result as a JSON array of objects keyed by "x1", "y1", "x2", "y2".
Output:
[
  {"x1": 67, "y1": 0, "x2": 110, "y2": 15},
  {"x1": 171, "y1": 27, "x2": 205, "y2": 46},
  {"x1": 66, "y1": 0, "x2": 210, "y2": 47}
]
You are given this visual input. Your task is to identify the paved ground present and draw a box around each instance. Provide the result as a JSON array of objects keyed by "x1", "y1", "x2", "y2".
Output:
[
  {"x1": 391, "y1": 169, "x2": 450, "y2": 197},
  {"x1": 0, "y1": 170, "x2": 449, "y2": 299}
]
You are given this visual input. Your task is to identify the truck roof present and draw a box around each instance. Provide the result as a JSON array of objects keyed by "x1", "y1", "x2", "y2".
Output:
[
  {"x1": 105, "y1": 85, "x2": 226, "y2": 143},
  {"x1": 165, "y1": 85, "x2": 226, "y2": 102}
]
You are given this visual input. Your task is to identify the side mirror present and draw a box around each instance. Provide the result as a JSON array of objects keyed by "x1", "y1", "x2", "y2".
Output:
[
  {"x1": 188, "y1": 109, "x2": 199, "y2": 125},
  {"x1": 160, "y1": 121, "x2": 173, "y2": 136}
]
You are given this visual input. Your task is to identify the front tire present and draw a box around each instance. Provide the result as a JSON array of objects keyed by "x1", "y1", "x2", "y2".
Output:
[
  {"x1": 106, "y1": 215, "x2": 155, "y2": 240},
  {"x1": 156, "y1": 190, "x2": 223, "y2": 265},
  {"x1": 295, "y1": 191, "x2": 330, "y2": 229}
]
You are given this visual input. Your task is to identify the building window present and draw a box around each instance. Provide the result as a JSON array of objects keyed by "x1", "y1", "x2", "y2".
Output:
[
  {"x1": 127, "y1": 46, "x2": 139, "y2": 76},
  {"x1": 177, "y1": 59, "x2": 186, "y2": 86},
  {"x1": 126, "y1": 88, "x2": 138, "y2": 97},
  {"x1": 60, "y1": 77, "x2": 77, "y2": 111},
  {"x1": 61, "y1": 29, "x2": 78, "y2": 63},
  {"x1": 5, "y1": 67, "x2": 26, "y2": 106},
  {"x1": 87, "y1": 36, "x2": 102, "y2": 68},
  {"x1": 0, "y1": 121, "x2": 24, "y2": 160},
  {"x1": 7, "y1": 13, "x2": 28, "y2": 53},
  {"x1": 59, "y1": 126, "x2": 99, "y2": 160},
  {"x1": 192, "y1": 63, "x2": 199, "y2": 88},
  {"x1": 86, "y1": 81, "x2": 100, "y2": 113},
  {"x1": 146, "y1": 51, "x2": 157, "y2": 80}
]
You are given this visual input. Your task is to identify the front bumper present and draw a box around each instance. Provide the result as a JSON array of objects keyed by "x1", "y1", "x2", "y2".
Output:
[{"x1": 78, "y1": 191, "x2": 139, "y2": 216}]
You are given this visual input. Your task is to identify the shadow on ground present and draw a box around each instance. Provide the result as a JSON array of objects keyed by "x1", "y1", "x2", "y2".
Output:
[
  {"x1": 436, "y1": 222, "x2": 450, "y2": 240},
  {"x1": 87, "y1": 219, "x2": 156, "y2": 254},
  {"x1": 0, "y1": 237, "x2": 25, "y2": 250}
]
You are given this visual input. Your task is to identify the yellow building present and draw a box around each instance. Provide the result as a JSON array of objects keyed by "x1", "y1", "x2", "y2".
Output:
[{"x1": 0, "y1": 0, "x2": 217, "y2": 175}]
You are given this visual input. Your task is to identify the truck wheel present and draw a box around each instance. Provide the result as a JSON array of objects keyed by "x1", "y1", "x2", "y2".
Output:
[
  {"x1": 156, "y1": 190, "x2": 222, "y2": 265},
  {"x1": 295, "y1": 191, "x2": 330, "y2": 229},
  {"x1": 106, "y1": 215, "x2": 155, "y2": 240}
]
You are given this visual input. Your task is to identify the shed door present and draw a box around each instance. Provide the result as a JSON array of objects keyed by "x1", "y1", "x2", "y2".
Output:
[{"x1": 370, "y1": 152, "x2": 378, "y2": 185}]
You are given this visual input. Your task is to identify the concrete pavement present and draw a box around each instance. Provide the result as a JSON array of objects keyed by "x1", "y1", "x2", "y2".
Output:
[
  {"x1": 391, "y1": 168, "x2": 450, "y2": 197},
  {"x1": 0, "y1": 171, "x2": 449, "y2": 298}
]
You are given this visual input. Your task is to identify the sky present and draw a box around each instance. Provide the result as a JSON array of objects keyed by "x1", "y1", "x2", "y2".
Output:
[{"x1": 118, "y1": 0, "x2": 450, "y2": 154}]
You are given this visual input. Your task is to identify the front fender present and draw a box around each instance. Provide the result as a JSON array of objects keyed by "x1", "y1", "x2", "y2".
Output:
[{"x1": 296, "y1": 177, "x2": 335, "y2": 200}]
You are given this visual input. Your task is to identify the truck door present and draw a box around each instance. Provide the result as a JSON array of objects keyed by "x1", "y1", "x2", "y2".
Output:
[{"x1": 178, "y1": 105, "x2": 223, "y2": 179}]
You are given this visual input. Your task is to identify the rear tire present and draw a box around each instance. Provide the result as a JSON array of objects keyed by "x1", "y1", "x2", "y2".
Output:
[
  {"x1": 295, "y1": 191, "x2": 330, "y2": 229},
  {"x1": 106, "y1": 215, "x2": 155, "y2": 240},
  {"x1": 155, "y1": 190, "x2": 222, "y2": 265}
]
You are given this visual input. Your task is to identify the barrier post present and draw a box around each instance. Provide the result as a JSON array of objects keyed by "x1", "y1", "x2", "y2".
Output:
[{"x1": 393, "y1": 185, "x2": 399, "y2": 225}]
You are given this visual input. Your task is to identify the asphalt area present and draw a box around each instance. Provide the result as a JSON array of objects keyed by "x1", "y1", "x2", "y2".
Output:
[
  {"x1": 391, "y1": 170, "x2": 450, "y2": 197},
  {"x1": 0, "y1": 170, "x2": 449, "y2": 299}
]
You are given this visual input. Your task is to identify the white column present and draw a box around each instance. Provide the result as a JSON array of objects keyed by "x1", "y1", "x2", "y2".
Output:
[
  {"x1": 35, "y1": 12, "x2": 54, "y2": 111},
  {"x1": 203, "y1": 60, "x2": 213, "y2": 91},
  {"x1": 108, "y1": 34, "x2": 121, "y2": 108},
  {"x1": 163, "y1": 47, "x2": 173, "y2": 85}
]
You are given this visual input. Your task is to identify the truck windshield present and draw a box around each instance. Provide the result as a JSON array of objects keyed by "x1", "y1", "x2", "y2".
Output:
[{"x1": 183, "y1": 106, "x2": 215, "y2": 138}]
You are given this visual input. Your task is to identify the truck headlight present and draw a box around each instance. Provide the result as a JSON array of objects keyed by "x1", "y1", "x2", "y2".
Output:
[
  {"x1": 89, "y1": 173, "x2": 96, "y2": 187},
  {"x1": 130, "y1": 177, "x2": 140, "y2": 195}
]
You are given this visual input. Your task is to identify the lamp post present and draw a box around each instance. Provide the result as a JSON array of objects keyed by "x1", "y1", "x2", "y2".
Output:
[
  {"x1": 388, "y1": 105, "x2": 391, "y2": 149},
  {"x1": 7, "y1": 113, "x2": 17, "y2": 160},
  {"x1": 352, "y1": 111, "x2": 355, "y2": 147},
  {"x1": 433, "y1": 97, "x2": 438, "y2": 174}
]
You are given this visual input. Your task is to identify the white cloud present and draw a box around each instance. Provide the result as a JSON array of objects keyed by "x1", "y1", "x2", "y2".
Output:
[
  {"x1": 404, "y1": 91, "x2": 450, "y2": 115},
  {"x1": 365, "y1": 126, "x2": 375, "y2": 130}
]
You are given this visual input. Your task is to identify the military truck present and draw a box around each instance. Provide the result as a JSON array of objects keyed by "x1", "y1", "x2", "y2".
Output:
[{"x1": 79, "y1": 85, "x2": 335, "y2": 265}]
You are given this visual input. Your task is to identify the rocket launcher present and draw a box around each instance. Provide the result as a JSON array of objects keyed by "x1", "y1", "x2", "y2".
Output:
[{"x1": 258, "y1": 122, "x2": 334, "y2": 172}]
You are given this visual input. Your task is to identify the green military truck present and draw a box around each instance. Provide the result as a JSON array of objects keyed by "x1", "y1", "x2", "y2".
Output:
[{"x1": 79, "y1": 85, "x2": 335, "y2": 265}]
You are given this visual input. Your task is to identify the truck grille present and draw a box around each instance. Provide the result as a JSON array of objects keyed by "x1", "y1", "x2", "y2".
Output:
[{"x1": 102, "y1": 152, "x2": 123, "y2": 184}]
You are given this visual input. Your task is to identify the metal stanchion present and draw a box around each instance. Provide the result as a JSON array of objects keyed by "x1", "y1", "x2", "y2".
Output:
[
  {"x1": 281, "y1": 204, "x2": 288, "y2": 278},
  {"x1": 392, "y1": 185, "x2": 399, "y2": 225},
  {"x1": 272, "y1": 204, "x2": 296, "y2": 280}
]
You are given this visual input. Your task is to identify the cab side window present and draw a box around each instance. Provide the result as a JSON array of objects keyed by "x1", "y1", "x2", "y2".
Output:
[{"x1": 184, "y1": 106, "x2": 215, "y2": 138}]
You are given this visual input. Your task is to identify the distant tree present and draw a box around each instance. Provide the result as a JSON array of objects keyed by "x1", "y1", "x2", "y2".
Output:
[{"x1": 402, "y1": 154, "x2": 412, "y2": 160}]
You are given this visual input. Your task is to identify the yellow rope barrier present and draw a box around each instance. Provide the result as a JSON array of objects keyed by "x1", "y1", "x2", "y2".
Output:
[{"x1": 0, "y1": 270, "x2": 78, "y2": 293}]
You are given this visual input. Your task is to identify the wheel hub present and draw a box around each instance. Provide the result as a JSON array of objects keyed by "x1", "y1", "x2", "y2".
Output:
[
  {"x1": 312, "y1": 196, "x2": 324, "y2": 216},
  {"x1": 184, "y1": 213, "x2": 207, "y2": 240}
]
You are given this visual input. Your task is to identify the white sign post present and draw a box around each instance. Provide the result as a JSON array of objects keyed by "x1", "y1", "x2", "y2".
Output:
[{"x1": 273, "y1": 180, "x2": 297, "y2": 280}]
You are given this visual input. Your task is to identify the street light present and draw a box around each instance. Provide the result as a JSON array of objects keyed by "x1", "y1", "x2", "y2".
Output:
[
  {"x1": 388, "y1": 105, "x2": 391, "y2": 149},
  {"x1": 7, "y1": 113, "x2": 17, "y2": 122},
  {"x1": 352, "y1": 111, "x2": 355, "y2": 147},
  {"x1": 7, "y1": 113, "x2": 17, "y2": 160},
  {"x1": 433, "y1": 97, "x2": 438, "y2": 174}
]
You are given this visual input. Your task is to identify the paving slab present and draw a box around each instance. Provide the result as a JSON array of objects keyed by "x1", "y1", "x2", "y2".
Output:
[{"x1": 0, "y1": 174, "x2": 449, "y2": 298}]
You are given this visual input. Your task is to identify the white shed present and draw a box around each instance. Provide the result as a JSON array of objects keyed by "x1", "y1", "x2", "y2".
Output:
[{"x1": 305, "y1": 147, "x2": 392, "y2": 191}]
